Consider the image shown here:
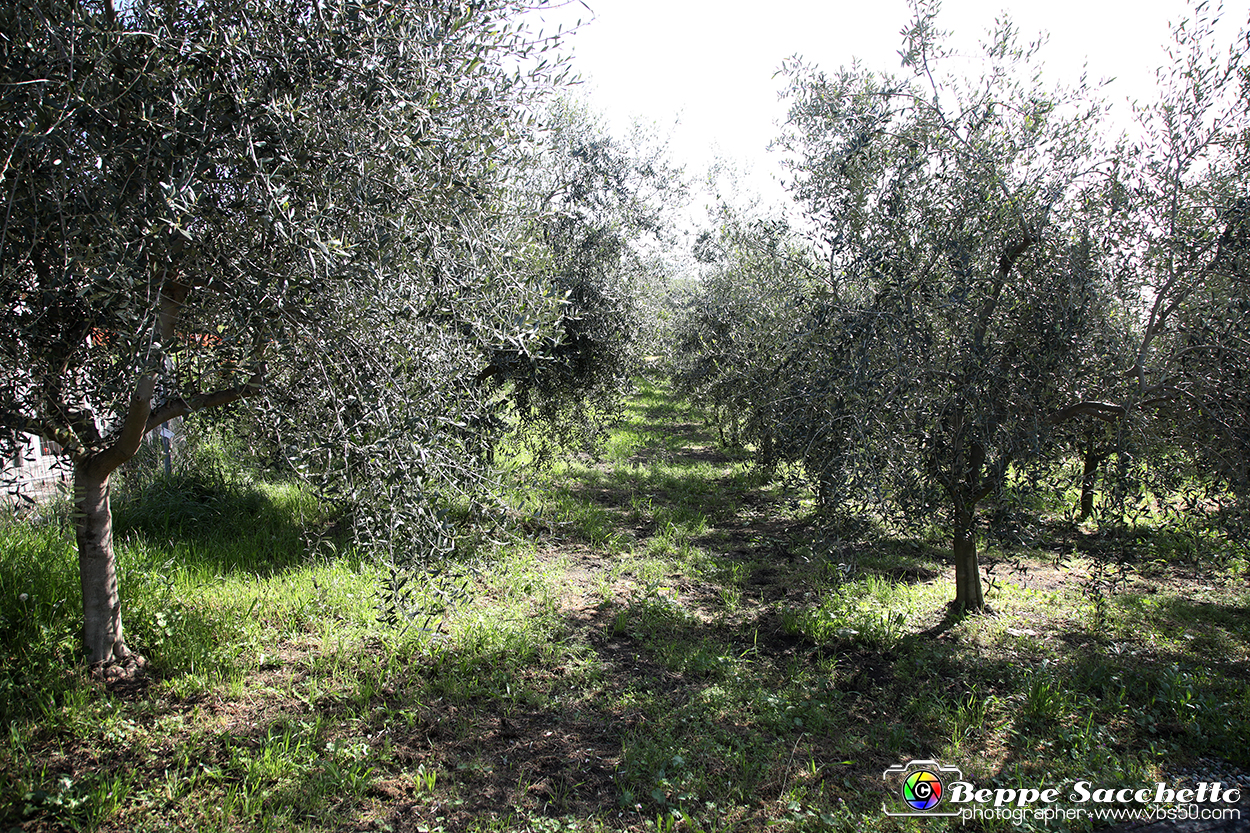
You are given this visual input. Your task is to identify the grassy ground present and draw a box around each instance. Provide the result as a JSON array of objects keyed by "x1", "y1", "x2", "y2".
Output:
[{"x1": 1, "y1": 379, "x2": 1248, "y2": 832}]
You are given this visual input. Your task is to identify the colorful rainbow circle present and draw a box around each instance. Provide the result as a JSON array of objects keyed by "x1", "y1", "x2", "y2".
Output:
[{"x1": 902, "y1": 769, "x2": 943, "y2": 811}]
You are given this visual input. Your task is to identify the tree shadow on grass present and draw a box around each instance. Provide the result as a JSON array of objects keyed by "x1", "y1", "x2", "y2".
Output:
[
  {"x1": 1147, "y1": 597, "x2": 1250, "y2": 642},
  {"x1": 111, "y1": 472, "x2": 346, "y2": 578},
  {"x1": 9, "y1": 541, "x2": 1246, "y2": 832},
  {"x1": 375, "y1": 600, "x2": 960, "y2": 831}
]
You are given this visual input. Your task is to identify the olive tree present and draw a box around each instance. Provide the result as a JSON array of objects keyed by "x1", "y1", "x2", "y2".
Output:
[
  {"x1": 771, "y1": 5, "x2": 1112, "y2": 610},
  {"x1": 0, "y1": 0, "x2": 563, "y2": 668},
  {"x1": 672, "y1": 206, "x2": 822, "y2": 454},
  {"x1": 478, "y1": 99, "x2": 684, "y2": 448},
  {"x1": 1105, "y1": 5, "x2": 1250, "y2": 510}
]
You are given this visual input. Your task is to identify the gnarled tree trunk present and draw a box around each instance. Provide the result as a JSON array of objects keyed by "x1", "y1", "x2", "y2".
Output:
[
  {"x1": 74, "y1": 462, "x2": 129, "y2": 666},
  {"x1": 1078, "y1": 437, "x2": 1105, "y2": 521},
  {"x1": 952, "y1": 509, "x2": 985, "y2": 611},
  {"x1": 948, "y1": 428, "x2": 989, "y2": 612}
]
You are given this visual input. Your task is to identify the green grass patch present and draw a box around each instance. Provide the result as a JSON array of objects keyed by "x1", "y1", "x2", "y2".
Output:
[{"x1": 2, "y1": 380, "x2": 1248, "y2": 831}]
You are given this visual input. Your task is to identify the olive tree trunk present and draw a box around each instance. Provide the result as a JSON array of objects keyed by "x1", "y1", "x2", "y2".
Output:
[
  {"x1": 74, "y1": 462, "x2": 129, "y2": 666},
  {"x1": 1078, "y1": 439, "x2": 1105, "y2": 521},
  {"x1": 949, "y1": 431, "x2": 989, "y2": 612},
  {"x1": 952, "y1": 510, "x2": 985, "y2": 611},
  {"x1": 64, "y1": 284, "x2": 257, "y2": 669},
  {"x1": 69, "y1": 384, "x2": 154, "y2": 669}
]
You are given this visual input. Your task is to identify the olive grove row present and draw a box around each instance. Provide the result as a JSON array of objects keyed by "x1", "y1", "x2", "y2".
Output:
[
  {"x1": 4, "y1": 0, "x2": 1246, "y2": 667},
  {"x1": 0, "y1": 0, "x2": 678, "y2": 666},
  {"x1": 671, "y1": 3, "x2": 1249, "y2": 610}
]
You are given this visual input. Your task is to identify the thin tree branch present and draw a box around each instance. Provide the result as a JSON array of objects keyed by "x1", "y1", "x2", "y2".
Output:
[
  {"x1": 145, "y1": 366, "x2": 267, "y2": 431},
  {"x1": 1045, "y1": 401, "x2": 1127, "y2": 425}
]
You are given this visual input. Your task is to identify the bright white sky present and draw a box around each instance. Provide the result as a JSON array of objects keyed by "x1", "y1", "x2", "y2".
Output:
[{"x1": 524, "y1": 0, "x2": 1246, "y2": 213}]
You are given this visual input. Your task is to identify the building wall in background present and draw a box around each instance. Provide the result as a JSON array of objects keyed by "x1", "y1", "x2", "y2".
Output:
[{"x1": 3, "y1": 433, "x2": 69, "y2": 502}]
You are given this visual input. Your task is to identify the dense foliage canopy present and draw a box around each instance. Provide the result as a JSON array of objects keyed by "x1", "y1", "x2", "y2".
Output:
[
  {"x1": 672, "y1": 1, "x2": 1249, "y2": 610},
  {"x1": 0, "y1": 0, "x2": 573, "y2": 664}
]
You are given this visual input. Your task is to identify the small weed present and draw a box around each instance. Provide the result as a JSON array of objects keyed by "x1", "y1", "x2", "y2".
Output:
[{"x1": 414, "y1": 763, "x2": 438, "y2": 795}]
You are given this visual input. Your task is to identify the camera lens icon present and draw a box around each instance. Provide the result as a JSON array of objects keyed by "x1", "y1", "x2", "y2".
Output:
[
  {"x1": 902, "y1": 769, "x2": 944, "y2": 811},
  {"x1": 884, "y1": 759, "x2": 961, "y2": 817}
]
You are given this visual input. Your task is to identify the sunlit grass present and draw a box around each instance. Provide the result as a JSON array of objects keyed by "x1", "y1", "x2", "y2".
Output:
[{"x1": 2, "y1": 380, "x2": 1248, "y2": 831}]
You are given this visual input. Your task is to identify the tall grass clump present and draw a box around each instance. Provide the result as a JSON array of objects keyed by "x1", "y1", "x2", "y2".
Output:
[
  {"x1": 1, "y1": 421, "x2": 353, "y2": 708},
  {"x1": 110, "y1": 433, "x2": 359, "y2": 681},
  {"x1": 0, "y1": 503, "x2": 80, "y2": 725}
]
